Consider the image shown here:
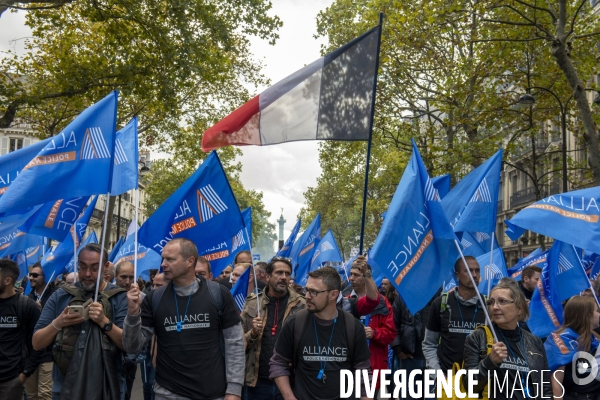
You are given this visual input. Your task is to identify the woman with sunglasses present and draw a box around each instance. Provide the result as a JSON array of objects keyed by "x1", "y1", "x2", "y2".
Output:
[
  {"x1": 463, "y1": 279, "x2": 552, "y2": 399},
  {"x1": 544, "y1": 296, "x2": 600, "y2": 400}
]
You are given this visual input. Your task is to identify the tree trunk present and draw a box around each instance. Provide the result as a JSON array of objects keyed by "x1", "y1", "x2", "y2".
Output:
[
  {"x1": 103, "y1": 196, "x2": 116, "y2": 251},
  {"x1": 552, "y1": 1, "x2": 600, "y2": 186}
]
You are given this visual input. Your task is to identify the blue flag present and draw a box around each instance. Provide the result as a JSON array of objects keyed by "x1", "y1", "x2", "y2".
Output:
[
  {"x1": 231, "y1": 265, "x2": 251, "y2": 312},
  {"x1": 290, "y1": 213, "x2": 321, "y2": 285},
  {"x1": 476, "y1": 247, "x2": 508, "y2": 294},
  {"x1": 309, "y1": 230, "x2": 343, "y2": 272},
  {"x1": 528, "y1": 262, "x2": 564, "y2": 338},
  {"x1": 442, "y1": 150, "x2": 502, "y2": 234},
  {"x1": 0, "y1": 92, "x2": 118, "y2": 214},
  {"x1": 459, "y1": 231, "x2": 490, "y2": 258},
  {"x1": 547, "y1": 240, "x2": 590, "y2": 302},
  {"x1": 241, "y1": 207, "x2": 252, "y2": 248},
  {"x1": 584, "y1": 253, "x2": 600, "y2": 280},
  {"x1": 369, "y1": 140, "x2": 459, "y2": 314},
  {"x1": 25, "y1": 243, "x2": 44, "y2": 265},
  {"x1": 109, "y1": 236, "x2": 125, "y2": 263},
  {"x1": 10, "y1": 251, "x2": 28, "y2": 280},
  {"x1": 111, "y1": 117, "x2": 139, "y2": 196},
  {"x1": 64, "y1": 231, "x2": 99, "y2": 273},
  {"x1": 137, "y1": 151, "x2": 245, "y2": 277},
  {"x1": 505, "y1": 186, "x2": 600, "y2": 254},
  {"x1": 0, "y1": 138, "x2": 51, "y2": 202},
  {"x1": 432, "y1": 174, "x2": 451, "y2": 199},
  {"x1": 19, "y1": 196, "x2": 90, "y2": 241},
  {"x1": 276, "y1": 217, "x2": 301, "y2": 258},
  {"x1": 507, "y1": 248, "x2": 548, "y2": 281},
  {"x1": 40, "y1": 196, "x2": 98, "y2": 278},
  {"x1": 113, "y1": 233, "x2": 162, "y2": 279},
  {"x1": 0, "y1": 219, "x2": 45, "y2": 258},
  {"x1": 544, "y1": 328, "x2": 600, "y2": 371}
]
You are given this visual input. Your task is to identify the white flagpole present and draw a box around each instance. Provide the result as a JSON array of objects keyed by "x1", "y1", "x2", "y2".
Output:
[
  {"x1": 134, "y1": 189, "x2": 139, "y2": 281},
  {"x1": 487, "y1": 232, "x2": 495, "y2": 298},
  {"x1": 245, "y1": 226, "x2": 260, "y2": 317},
  {"x1": 39, "y1": 271, "x2": 56, "y2": 301},
  {"x1": 454, "y1": 240, "x2": 498, "y2": 342},
  {"x1": 73, "y1": 227, "x2": 79, "y2": 284},
  {"x1": 94, "y1": 193, "x2": 111, "y2": 302}
]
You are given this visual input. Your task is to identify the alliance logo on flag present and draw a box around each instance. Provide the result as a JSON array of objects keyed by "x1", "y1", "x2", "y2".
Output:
[
  {"x1": 231, "y1": 230, "x2": 245, "y2": 253},
  {"x1": 424, "y1": 176, "x2": 441, "y2": 201},
  {"x1": 26, "y1": 246, "x2": 40, "y2": 257},
  {"x1": 81, "y1": 127, "x2": 111, "y2": 159},
  {"x1": 475, "y1": 232, "x2": 490, "y2": 242},
  {"x1": 113, "y1": 139, "x2": 129, "y2": 165},
  {"x1": 557, "y1": 253, "x2": 575, "y2": 274},
  {"x1": 469, "y1": 179, "x2": 492, "y2": 203},
  {"x1": 196, "y1": 185, "x2": 228, "y2": 223},
  {"x1": 461, "y1": 238, "x2": 473, "y2": 248},
  {"x1": 234, "y1": 292, "x2": 246, "y2": 311},
  {"x1": 484, "y1": 263, "x2": 503, "y2": 280}
]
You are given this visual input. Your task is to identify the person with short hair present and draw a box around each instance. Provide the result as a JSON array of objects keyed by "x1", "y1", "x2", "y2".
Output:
[
  {"x1": 152, "y1": 273, "x2": 167, "y2": 290},
  {"x1": 519, "y1": 265, "x2": 542, "y2": 300},
  {"x1": 64, "y1": 273, "x2": 75, "y2": 285},
  {"x1": 195, "y1": 256, "x2": 213, "y2": 280},
  {"x1": 545, "y1": 296, "x2": 600, "y2": 400},
  {"x1": 105, "y1": 261, "x2": 116, "y2": 283},
  {"x1": 463, "y1": 279, "x2": 552, "y2": 399},
  {"x1": 254, "y1": 262, "x2": 268, "y2": 285},
  {"x1": 270, "y1": 266, "x2": 372, "y2": 400},
  {"x1": 241, "y1": 257, "x2": 305, "y2": 399},
  {"x1": 25, "y1": 263, "x2": 55, "y2": 400},
  {"x1": 234, "y1": 250, "x2": 252, "y2": 265},
  {"x1": 123, "y1": 238, "x2": 245, "y2": 399},
  {"x1": 0, "y1": 259, "x2": 43, "y2": 400},
  {"x1": 116, "y1": 261, "x2": 136, "y2": 291},
  {"x1": 33, "y1": 243, "x2": 128, "y2": 399},
  {"x1": 423, "y1": 256, "x2": 487, "y2": 373}
]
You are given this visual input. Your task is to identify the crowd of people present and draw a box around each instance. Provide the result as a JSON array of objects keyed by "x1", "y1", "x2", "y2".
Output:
[{"x1": 1, "y1": 241, "x2": 599, "y2": 400}]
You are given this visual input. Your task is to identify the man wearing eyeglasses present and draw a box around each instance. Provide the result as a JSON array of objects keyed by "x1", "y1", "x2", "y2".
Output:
[
  {"x1": 270, "y1": 266, "x2": 372, "y2": 400},
  {"x1": 241, "y1": 256, "x2": 306, "y2": 399},
  {"x1": 32, "y1": 243, "x2": 128, "y2": 399}
]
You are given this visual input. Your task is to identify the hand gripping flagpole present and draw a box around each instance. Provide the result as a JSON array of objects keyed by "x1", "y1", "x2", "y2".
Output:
[
  {"x1": 358, "y1": 12, "x2": 384, "y2": 254},
  {"x1": 453, "y1": 240, "x2": 498, "y2": 342}
]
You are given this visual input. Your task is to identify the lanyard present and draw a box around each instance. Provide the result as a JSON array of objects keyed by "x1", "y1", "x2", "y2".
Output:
[
  {"x1": 313, "y1": 315, "x2": 337, "y2": 384},
  {"x1": 498, "y1": 327, "x2": 532, "y2": 398},
  {"x1": 454, "y1": 292, "x2": 479, "y2": 327},
  {"x1": 173, "y1": 282, "x2": 194, "y2": 333}
]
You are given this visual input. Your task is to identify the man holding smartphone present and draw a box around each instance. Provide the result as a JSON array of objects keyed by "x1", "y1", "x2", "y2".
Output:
[{"x1": 32, "y1": 243, "x2": 128, "y2": 400}]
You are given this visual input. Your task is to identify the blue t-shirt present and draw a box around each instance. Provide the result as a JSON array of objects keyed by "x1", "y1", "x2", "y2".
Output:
[{"x1": 34, "y1": 282, "x2": 128, "y2": 396}]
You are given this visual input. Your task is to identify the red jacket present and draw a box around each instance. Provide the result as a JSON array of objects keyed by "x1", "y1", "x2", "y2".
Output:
[{"x1": 349, "y1": 294, "x2": 396, "y2": 388}]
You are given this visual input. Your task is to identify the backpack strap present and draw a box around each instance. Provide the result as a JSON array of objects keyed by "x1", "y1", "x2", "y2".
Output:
[
  {"x1": 440, "y1": 291, "x2": 449, "y2": 313},
  {"x1": 477, "y1": 325, "x2": 494, "y2": 357},
  {"x1": 292, "y1": 309, "x2": 310, "y2": 371},
  {"x1": 17, "y1": 295, "x2": 29, "y2": 361},
  {"x1": 206, "y1": 280, "x2": 224, "y2": 316}
]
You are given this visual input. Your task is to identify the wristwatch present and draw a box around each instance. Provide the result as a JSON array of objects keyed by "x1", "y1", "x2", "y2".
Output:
[{"x1": 102, "y1": 321, "x2": 113, "y2": 332}]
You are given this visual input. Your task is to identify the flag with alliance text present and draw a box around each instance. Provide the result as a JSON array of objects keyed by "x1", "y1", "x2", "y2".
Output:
[
  {"x1": 0, "y1": 91, "x2": 118, "y2": 214},
  {"x1": 505, "y1": 186, "x2": 600, "y2": 254},
  {"x1": 507, "y1": 248, "x2": 547, "y2": 281},
  {"x1": 369, "y1": 140, "x2": 458, "y2": 314},
  {"x1": 137, "y1": 151, "x2": 245, "y2": 277},
  {"x1": 19, "y1": 196, "x2": 90, "y2": 241}
]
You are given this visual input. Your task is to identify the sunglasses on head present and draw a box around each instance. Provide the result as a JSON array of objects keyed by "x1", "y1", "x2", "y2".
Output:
[{"x1": 29, "y1": 273, "x2": 41, "y2": 278}]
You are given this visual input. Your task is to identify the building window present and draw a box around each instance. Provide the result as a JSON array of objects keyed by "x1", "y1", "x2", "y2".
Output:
[{"x1": 9, "y1": 138, "x2": 24, "y2": 152}]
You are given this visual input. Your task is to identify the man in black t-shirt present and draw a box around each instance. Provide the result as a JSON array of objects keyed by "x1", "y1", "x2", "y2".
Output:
[
  {"x1": 270, "y1": 266, "x2": 372, "y2": 400},
  {"x1": 422, "y1": 256, "x2": 486, "y2": 372},
  {"x1": 0, "y1": 259, "x2": 42, "y2": 400},
  {"x1": 123, "y1": 238, "x2": 245, "y2": 400}
]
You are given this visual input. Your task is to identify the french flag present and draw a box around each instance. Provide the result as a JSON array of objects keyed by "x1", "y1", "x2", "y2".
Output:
[{"x1": 202, "y1": 25, "x2": 381, "y2": 152}]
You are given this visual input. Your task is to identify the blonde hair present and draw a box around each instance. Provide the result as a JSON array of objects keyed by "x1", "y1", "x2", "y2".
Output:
[{"x1": 490, "y1": 278, "x2": 529, "y2": 321}]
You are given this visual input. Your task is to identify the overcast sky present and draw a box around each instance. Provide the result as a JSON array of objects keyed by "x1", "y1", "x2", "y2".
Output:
[{"x1": 0, "y1": 0, "x2": 335, "y2": 242}]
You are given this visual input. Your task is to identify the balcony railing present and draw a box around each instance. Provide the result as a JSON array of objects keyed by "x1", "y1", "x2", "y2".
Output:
[
  {"x1": 510, "y1": 187, "x2": 546, "y2": 208},
  {"x1": 549, "y1": 182, "x2": 561, "y2": 195}
]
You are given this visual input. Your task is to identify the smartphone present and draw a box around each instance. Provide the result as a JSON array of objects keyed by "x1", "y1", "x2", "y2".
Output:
[{"x1": 69, "y1": 305, "x2": 85, "y2": 318}]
